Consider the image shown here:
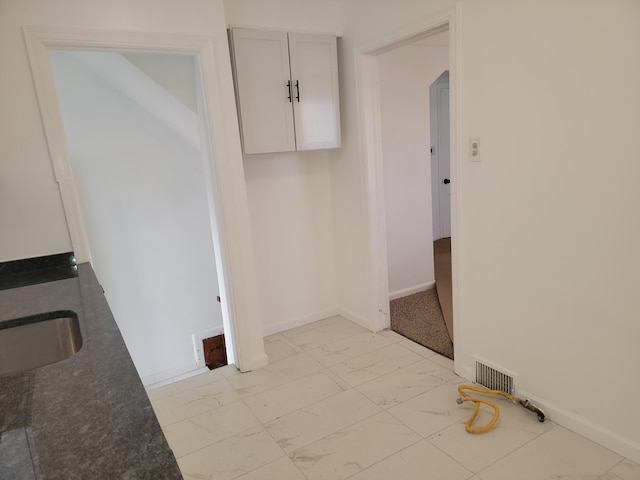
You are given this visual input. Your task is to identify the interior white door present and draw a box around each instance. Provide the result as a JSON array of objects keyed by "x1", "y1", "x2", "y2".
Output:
[
  {"x1": 429, "y1": 70, "x2": 451, "y2": 240},
  {"x1": 438, "y1": 83, "x2": 451, "y2": 238}
]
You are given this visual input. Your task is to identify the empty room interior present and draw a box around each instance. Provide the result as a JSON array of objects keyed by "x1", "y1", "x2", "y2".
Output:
[{"x1": 1, "y1": 0, "x2": 639, "y2": 479}]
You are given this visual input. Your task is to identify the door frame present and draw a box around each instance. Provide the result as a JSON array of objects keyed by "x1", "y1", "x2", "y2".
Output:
[
  {"x1": 354, "y1": 8, "x2": 460, "y2": 349},
  {"x1": 23, "y1": 26, "x2": 268, "y2": 373}
]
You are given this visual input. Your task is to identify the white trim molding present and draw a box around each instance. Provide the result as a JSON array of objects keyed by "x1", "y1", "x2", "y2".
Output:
[
  {"x1": 337, "y1": 307, "x2": 371, "y2": 331},
  {"x1": 353, "y1": 10, "x2": 459, "y2": 342},
  {"x1": 353, "y1": 52, "x2": 390, "y2": 333},
  {"x1": 262, "y1": 308, "x2": 341, "y2": 337},
  {"x1": 22, "y1": 26, "x2": 267, "y2": 374},
  {"x1": 389, "y1": 281, "x2": 436, "y2": 301},
  {"x1": 518, "y1": 389, "x2": 640, "y2": 464}
]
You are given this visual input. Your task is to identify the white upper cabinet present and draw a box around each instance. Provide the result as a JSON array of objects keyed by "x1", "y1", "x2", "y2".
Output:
[
  {"x1": 230, "y1": 28, "x2": 341, "y2": 154},
  {"x1": 288, "y1": 33, "x2": 341, "y2": 151}
]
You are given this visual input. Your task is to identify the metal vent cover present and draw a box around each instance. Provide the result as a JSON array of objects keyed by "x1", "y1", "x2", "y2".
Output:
[{"x1": 475, "y1": 361, "x2": 515, "y2": 395}]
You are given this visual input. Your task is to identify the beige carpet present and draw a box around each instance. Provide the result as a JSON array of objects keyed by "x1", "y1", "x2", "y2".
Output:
[
  {"x1": 389, "y1": 237, "x2": 454, "y2": 360},
  {"x1": 390, "y1": 288, "x2": 453, "y2": 359}
]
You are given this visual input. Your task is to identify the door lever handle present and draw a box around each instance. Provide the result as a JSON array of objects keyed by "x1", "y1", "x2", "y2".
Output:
[{"x1": 443, "y1": 178, "x2": 451, "y2": 184}]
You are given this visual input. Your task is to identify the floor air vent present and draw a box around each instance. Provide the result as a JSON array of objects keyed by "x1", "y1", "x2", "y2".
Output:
[{"x1": 475, "y1": 361, "x2": 514, "y2": 394}]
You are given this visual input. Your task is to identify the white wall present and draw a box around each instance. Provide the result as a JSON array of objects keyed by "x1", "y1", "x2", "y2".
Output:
[
  {"x1": 378, "y1": 44, "x2": 448, "y2": 298},
  {"x1": 122, "y1": 52, "x2": 199, "y2": 112},
  {"x1": 455, "y1": 0, "x2": 640, "y2": 462},
  {"x1": 49, "y1": 51, "x2": 224, "y2": 384},
  {"x1": 224, "y1": 0, "x2": 344, "y2": 334},
  {"x1": 342, "y1": 0, "x2": 640, "y2": 463},
  {"x1": 244, "y1": 152, "x2": 339, "y2": 334},
  {"x1": 0, "y1": 6, "x2": 72, "y2": 261},
  {"x1": 0, "y1": 0, "x2": 239, "y2": 264}
]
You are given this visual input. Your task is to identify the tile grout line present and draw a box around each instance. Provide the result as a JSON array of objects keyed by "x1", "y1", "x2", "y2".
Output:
[
  {"x1": 468, "y1": 424, "x2": 560, "y2": 476},
  {"x1": 339, "y1": 437, "x2": 427, "y2": 480},
  {"x1": 424, "y1": 426, "x2": 499, "y2": 477},
  {"x1": 226, "y1": 335, "x2": 464, "y2": 471},
  {"x1": 154, "y1": 315, "x2": 639, "y2": 479},
  {"x1": 171, "y1": 421, "x2": 270, "y2": 461},
  {"x1": 601, "y1": 457, "x2": 631, "y2": 478},
  {"x1": 258, "y1": 386, "x2": 384, "y2": 456},
  {"x1": 150, "y1": 377, "x2": 240, "y2": 428},
  {"x1": 251, "y1": 348, "x2": 457, "y2": 476},
  {"x1": 159, "y1": 329, "x2": 415, "y2": 456},
  {"x1": 165, "y1": 352, "x2": 451, "y2": 461},
  {"x1": 253, "y1": 334, "x2": 424, "y2": 400}
]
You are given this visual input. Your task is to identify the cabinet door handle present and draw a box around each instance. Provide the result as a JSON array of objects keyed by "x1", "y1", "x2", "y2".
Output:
[
  {"x1": 286, "y1": 80, "x2": 292, "y2": 102},
  {"x1": 295, "y1": 80, "x2": 300, "y2": 102}
]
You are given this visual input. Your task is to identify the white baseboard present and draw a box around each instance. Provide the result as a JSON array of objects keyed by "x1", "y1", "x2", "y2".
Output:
[
  {"x1": 389, "y1": 281, "x2": 436, "y2": 301},
  {"x1": 262, "y1": 308, "x2": 339, "y2": 337},
  {"x1": 449, "y1": 360, "x2": 640, "y2": 463},
  {"x1": 261, "y1": 306, "x2": 374, "y2": 338},
  {"x1": 517, "y1": 389, "x2": 640, "y2": 464},
  {"x1": 337, "y1": 307, "x2": 372, "y2": 330},
  {"x1": 142, "y1": 363, "x2": 208, "y2": 388},
  {"x1": 240, "y1": 352, "x2": 269, "y2": 372},
  {"x1": 455, "y1": 362, "x2": 474, "y2": 382}
]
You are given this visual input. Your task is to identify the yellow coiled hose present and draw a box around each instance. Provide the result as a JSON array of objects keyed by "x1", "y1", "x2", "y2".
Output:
[{"x1": 456, "y1": 384, "x2": 545, "y2": 433}]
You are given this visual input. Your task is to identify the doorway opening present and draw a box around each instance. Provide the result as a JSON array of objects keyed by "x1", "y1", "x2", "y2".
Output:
[
  {"x1": 46, "y1": 49, "x2": 230, "y2": 385},
  {"x1": 20, "y1": 26, "x2": 275, "y2": 385},
  {"x1": 357, "y1": 17, "x2": 457, "y2": 360}
]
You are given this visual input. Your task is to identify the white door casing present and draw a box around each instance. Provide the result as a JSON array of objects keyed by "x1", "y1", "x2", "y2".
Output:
[
  {"x1": 23, "y1": 26, "x2": 268, "y2": 374},
  {"x1": 354, "y1": 12, "x2": 460, "y2": 361},
  {"x1": 48, "y1": 49, "x2": 226, "y2": 383}
]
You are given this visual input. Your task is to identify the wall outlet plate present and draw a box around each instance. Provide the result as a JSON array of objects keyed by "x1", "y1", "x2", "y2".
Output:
[{"x1": 470, "y1": 137, "x2": 481, "y2": 162}]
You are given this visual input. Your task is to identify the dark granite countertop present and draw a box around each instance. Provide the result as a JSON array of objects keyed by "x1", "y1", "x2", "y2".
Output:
[{"x1": 0, "y1": 263, "x2": 182, "y2": 479}]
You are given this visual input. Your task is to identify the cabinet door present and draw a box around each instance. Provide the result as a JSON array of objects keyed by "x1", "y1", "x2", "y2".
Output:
[
  {"x1": 288, "y1": 33, "x2": 341, "y2": 150},
  {"x1": 231, "y1": 29, "x2": 295, "y2": 154}
]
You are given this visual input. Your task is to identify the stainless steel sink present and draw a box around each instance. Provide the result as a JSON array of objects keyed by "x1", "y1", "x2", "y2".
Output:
[{"x1": 0, "y1": 310, "x2": 83, "y2": 376}]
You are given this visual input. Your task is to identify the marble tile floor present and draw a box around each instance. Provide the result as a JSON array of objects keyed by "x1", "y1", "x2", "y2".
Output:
[{"x1": 147, "y1": 315, "x2": 639, "y2": 480}]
